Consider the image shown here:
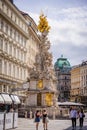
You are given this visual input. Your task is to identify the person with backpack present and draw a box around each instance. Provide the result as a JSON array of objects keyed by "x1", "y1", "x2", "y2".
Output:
[
  {"x1": 42, "y1": 109, "x2": 49, "y2": 130},
  {"x1": 78, "y1": 108, "x2": 85, "y2": 129}
]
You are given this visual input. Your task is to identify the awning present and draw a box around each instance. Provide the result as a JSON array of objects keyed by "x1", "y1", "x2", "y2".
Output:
[
  {"x1": 11, "y1": 95, "x2": 20, "y2": 104},
  {"x1": 0, "y1": 95, "x2": 4, "y2": 104},
  {"x1": 57, "y1": 101, "x2": 85, "y2": 106},
  {"x1": 1, "y1": 94, "x2": 12, "y2": 104}
]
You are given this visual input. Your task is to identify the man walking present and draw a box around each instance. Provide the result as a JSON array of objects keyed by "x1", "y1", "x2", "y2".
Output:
[{"x1": 70, "y1": 106, "x2": 78, "y2": 130}]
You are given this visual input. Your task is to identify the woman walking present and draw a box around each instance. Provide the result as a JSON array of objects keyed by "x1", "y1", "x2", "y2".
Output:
[
  {"x1": 35, "y1": 110, "x2": 41, "y2": 130},
  {"x1": 79, "y1": 108, "x2": 85, "y2": 129},
  {"x1": 42, "y1": 110, "x2": 49, "y2": 130}
]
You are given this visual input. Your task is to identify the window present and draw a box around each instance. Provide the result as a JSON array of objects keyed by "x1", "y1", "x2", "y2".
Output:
[
  {"x1": 10, "y1": 27, "x2": 12, "y2": 37},
  {"x1": 6, "y1": 23, "x2": 8, "y2": 34},
  {"x1": 9, "y1": 44, "x2": 12, "y2": 55},
  {"x1": 24, "y1": 53, "x2": 26, "y2": 62},
  {"x1": 17, "y1": 49, "x2": 19, "y2": 59},
  {"x1": 21, "y1": 53, "x2": 23, "y2": 61},
  {"x1": 3, "y1": 85, "x2": 7, "y2": 93},
  {"x1": 2, "y1": 1, "x2": 4, "y2": 9},
  {"x1": 13, "y1": 65, "x2": 15, "y2": 77},
  {"x1": 24, "y1": 69, "x2": 26, "y2": 79},
  {"x1": 18, "y1": 33, "x2": 20, "y2": 43},
  {"x1": 14, "y1": 47, "x2": 16, "y2": 57},
  {"x1": 0, "y1": 59, "x2": 2, "y2": 73},
  {"x1": 15, "y1": 16, "x2": 16, "y2": 23},
  {"x1": 14, "y1": 30, "x2": 16, "y2": 39},
  {"x1": 20, "y1": 68, "x2": 22, "y2": 79},
  {"x1": 4, "y1": 41, "x2": 8, "y2": 52},
  {"x1": 9, "y1": 63, "x2": 11, "y2": 76},
  {"x1": 4, "y1": 61, "x2": 7, "y2": 75},
  {"x1": 17, "y1": 67, "x2": 19, "y2": 78},
  {"x1": 1, "y1": 20, "x2": 3, "y2": 30},
  {"x1": 0, "y1": 38, "x2": 3, "y2": 50},
  {"x1": 6, "y1": 6, "x2": 9, "y2": 14},
  {"x1": 11, "y1": 11, "x2": 13, "y2": 19}
]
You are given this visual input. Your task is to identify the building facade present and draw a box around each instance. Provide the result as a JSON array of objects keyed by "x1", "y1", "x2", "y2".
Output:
[
  {"x1": 70, "y1": 61, "x2": 87, "y2": 105},
  {"x1": 21, "y1": 12, "x2": 40, "y2": 69},
  {"x1": 54, "y1": 56, "x2": 71, "y2": 101},
  {"x1": 0, "y1": 0, "x2": 42, "y2": 105},
  {"x1": 0, "y1": 0, "x2": 29, "y2": 99},
  {"x1": 80, "y1": 61, "x2": 87, "y2": 105},
  {"x1": 70, "y1": 65, "x2": 81, "y2": 102},
  {"x1": 80, "y1": 61, "x2": 87, "y2": 95}
]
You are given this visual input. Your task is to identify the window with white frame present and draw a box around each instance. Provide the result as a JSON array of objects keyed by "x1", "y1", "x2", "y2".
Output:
[
  {"x1": 9, "y1": 63, "x2": 11, "y2": 76},
  {"x1": 13, "y1": 64, "x2": 15, "y2": 78},
  {"x1": 4, "y1": 41, "x2": 8, "y2": 53},
  {"x1": 0, "y1": 37, "x2": 3, "y2": 50},
  {"x1": 9, "y1": 43, "x2": 12, "y2": 55},
  {"x1": 1, "y1": 19, "x2": 3, "y2": 30},
  {"x1": 0, "y1": 59, "x2": 2, "y2": 73},
  {"x1": 17, "y1": 66, "x2": 19, "y2": 79},
  {"x1": 4, "y1": 61, "x2": 7, "y2": 75},
  {"x1": 6, "y1": 23, "x2": 8, "y2": 34},
  {"x1": 10, "y1": 27, "x2": 12, "y2": 37},
  {"x1": 3, "y1": 85, "x2": 7, "y2": 93},
  {"x1": 14, "y1": 47, "x2": 16, "y2": 57}
]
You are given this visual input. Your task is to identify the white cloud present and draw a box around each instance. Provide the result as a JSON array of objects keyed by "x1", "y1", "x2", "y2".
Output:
[
  {"x1": 29, "y1": 6, "x2": 87, "y2": 65},
  {"x1": 48, "y1": 7, "x2": 87, "y2": 46}
]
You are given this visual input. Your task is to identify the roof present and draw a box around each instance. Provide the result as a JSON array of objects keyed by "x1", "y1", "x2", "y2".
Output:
[
  {"x1": 55, "y1": 56, "x2": 71, "y2": 69},
  {"x1": 57, "y1": 101, "x2": 85, "y2": 106}
]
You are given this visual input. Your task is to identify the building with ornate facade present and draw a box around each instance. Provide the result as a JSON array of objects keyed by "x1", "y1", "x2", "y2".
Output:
[
  {"x1": 0, "y1": 0, "x2": 28, "y2": 97},
  {"x1": 0, "y1": 0, "x2": 40, "y2": 104},
  {"x1": 54, "y1": 56, "x2": 71, "y2": 101},
  {"x1": 21, "y1": 11, "x2": 40, "y2": 69},
  {"x1": 0, "y1": 1, "x2": 58, "y2": 112}
]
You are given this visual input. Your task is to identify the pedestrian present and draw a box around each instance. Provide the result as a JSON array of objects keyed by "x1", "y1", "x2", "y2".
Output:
[
  {"x1": 34, "y1": 110, "x2": 41, "y2": 130},
  {"x1": 42, "y1": 109, "x2": 49, "y2": 130},
  {"x1": 78, "y1": 108, "x2": 85, "y2": 129},
  {"x1": 70, "y1": 106, "x2": 78, "y2": 130}
]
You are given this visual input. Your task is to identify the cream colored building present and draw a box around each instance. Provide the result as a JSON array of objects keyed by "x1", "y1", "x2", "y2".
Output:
[
  {"x1": 21, "y1": 12, "x2": 40, "y2": 69},
  {"x1": 70, "y1": 65, "x2": 81, "y2": 102},
  {"x1": 80, "y1": 61, "x2": 87, "y2": 96},
  {"x1": 0, "y1": 0, "x2": 29, "y2": 99},
  {"x1": 0, "y1": 0, "x2": 41, "y2": 105},
  {"x1": 70, "y1": 62, "x2": 87, "y2": 105}
]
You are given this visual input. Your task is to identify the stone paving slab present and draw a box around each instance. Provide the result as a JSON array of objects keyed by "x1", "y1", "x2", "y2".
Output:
[{"x1": 11, "y1": 116, "x2": 87, "y2": 130}]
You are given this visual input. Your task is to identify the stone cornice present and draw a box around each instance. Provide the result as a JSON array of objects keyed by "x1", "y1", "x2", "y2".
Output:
[
  {"x1": 0, "y1": 32, "x2": 27, "y2": 52},
  {"x1": 4, "y1": 0, "x2": 28, "y2": 26},
  {"x1": 0, "y1": 51, "x2": 28, "y2": 68}
]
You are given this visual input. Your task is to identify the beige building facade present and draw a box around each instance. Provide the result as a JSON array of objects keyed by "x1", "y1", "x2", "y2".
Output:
[
  {"x1": 70, "y1": 61, "x2": 87, "y2": 105},
  {"x1": 0, "y1": 0, "x2": 29, "y2": 99},
  {"x1": 0, "y1": 0, "x2": 41, "y2": 105},
  {"x1": 80, "y1": 61, "x2": 87, "y2": 96},
  {"x1": 21, "y1": 12, "x2": 40, "y2": 69},
  {"x1": 70, "y1": 65, "x2": 81, "y2": 102}
]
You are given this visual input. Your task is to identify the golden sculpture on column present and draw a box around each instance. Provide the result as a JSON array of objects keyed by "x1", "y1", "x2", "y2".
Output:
[{"x1": 26, "y1": 13, "x2": 58, "y2": 117}]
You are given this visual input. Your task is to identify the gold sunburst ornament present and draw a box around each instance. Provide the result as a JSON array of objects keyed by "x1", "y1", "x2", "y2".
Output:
[
  {"x1": 37, "y1": 80, "x2": 43, "y2": 89},
  {"x1": 38, "y1": 13, "x2": 51, "y2": 33},
  {"x1": 45, "y1": 93, "x2": 53, "y2": 106}
]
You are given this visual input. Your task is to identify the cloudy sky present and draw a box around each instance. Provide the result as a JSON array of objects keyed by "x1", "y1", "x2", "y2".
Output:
[{"x1": 14, "y1": 0, "x2": 87, "y2": 66}]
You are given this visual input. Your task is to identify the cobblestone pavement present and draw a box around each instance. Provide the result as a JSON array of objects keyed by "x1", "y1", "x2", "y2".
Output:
[{"x1": 12, "y1": 113, "x2": 87, "y2": 130}]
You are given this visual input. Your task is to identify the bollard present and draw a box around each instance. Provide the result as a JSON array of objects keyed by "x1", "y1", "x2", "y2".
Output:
[{"x1": 30, "y1": 111, "x2": 32, "y2": 119}]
